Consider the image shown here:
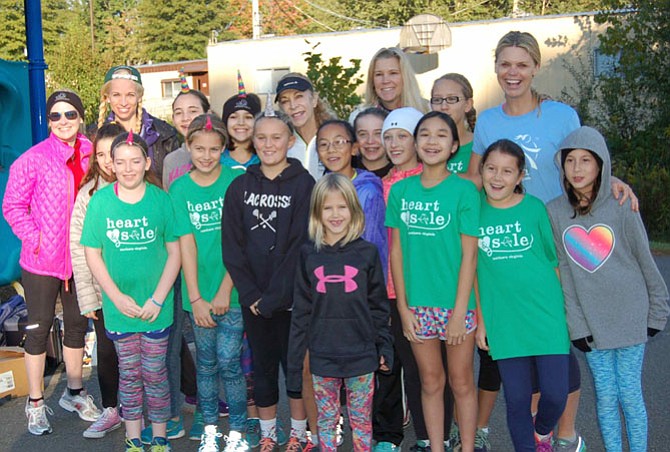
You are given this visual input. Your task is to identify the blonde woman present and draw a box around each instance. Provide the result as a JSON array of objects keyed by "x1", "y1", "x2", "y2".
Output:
[{"x1": 97, "y1": 65, "x2": 179, "y2": 182}]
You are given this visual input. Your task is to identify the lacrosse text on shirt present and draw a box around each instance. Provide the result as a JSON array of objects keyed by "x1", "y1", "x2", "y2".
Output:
[{"x1": 243, "y1": 191, "x2": 292, "y2": 208}]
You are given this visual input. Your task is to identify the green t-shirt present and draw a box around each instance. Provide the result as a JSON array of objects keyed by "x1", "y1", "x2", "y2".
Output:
[
  {"x1": 477, "y1": 194, "x2": 569, "y2": 360},
  {"x1": 169, "y1": 168, "x2": 243, "y2": 312},
  {"x1": 80, "y1": 183, "x2": 177, "y2": 333},
  {"x1": 385, "y1": 174, "x2": 480, "y2": 309},
  {"x1": 447, "y1": 141, "x2": 472, "y2": 175}
]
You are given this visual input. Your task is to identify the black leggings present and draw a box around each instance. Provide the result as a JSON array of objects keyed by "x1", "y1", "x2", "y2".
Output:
[
  {"x1": 91, "y1": 308, "x2": 119, "y2": 408},
  {"x1": 22, "y1": 270, "x2": 88, "y2": 355},
  {"x1": 242, "y1": 308, "x2": 299, "y2": 407}
]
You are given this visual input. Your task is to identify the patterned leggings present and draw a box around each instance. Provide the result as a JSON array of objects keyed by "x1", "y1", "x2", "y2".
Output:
[
  {"x1": 191, "y1": 310, "x2": 247, "y2": 430},
  {"x1": 585, "y1": 343, "x2": 647, "y2": 452},
  {"x1": 312, "y1": 373, "x2": 374, "y2": 452},
  {"x1": 114, "y1": 333, "x2": 170, "y2": 422}
]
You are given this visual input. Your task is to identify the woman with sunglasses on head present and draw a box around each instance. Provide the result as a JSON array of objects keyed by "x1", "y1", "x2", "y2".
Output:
[{"x1": 3, "y1": 90, "x2": 101, "y2": 436}]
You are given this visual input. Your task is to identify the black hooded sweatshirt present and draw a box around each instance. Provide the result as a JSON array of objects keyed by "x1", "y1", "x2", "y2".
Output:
[{"x1": 222, "y1": 158, "x2": 315, "y2": 317}]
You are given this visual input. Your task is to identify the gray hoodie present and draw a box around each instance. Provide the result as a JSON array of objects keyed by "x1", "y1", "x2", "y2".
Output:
[{"x1": 547, "y1": 126, "x2": 669, "y2": 350}]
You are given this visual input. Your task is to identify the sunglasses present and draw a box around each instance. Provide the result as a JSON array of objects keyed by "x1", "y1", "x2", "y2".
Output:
[{"x1": 48, "y1": 110, "x2": 79, "y2": 121}]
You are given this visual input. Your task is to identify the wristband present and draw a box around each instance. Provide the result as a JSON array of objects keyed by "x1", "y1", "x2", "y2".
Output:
[
  {"x1": 150, "y1": 295, "x2": 163, "y2": 308},
  {"x1": 190, "y1": 296, "x2": 202, "y2": 304}
]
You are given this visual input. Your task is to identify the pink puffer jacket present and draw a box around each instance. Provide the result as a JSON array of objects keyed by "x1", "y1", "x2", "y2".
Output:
[{"x1": 3, "y1": 132, "x2": 92, "y2": 280}]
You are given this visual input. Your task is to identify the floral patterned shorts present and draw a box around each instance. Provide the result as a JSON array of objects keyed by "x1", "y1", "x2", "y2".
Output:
[{"x1": 408, "y1": 307, "x2": 477, "y2": 340}]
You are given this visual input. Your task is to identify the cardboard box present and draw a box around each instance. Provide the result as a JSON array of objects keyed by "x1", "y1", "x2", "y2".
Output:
[{"x1": 0, "y1": 347, "x2": 28, "y2": 399}]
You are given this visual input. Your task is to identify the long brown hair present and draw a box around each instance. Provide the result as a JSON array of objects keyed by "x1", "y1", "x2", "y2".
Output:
[{"x1": 81, "y1": 122, "x2": 125, "y2": 195}]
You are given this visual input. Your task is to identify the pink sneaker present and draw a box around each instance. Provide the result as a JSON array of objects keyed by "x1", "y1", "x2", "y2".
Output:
[
  {"x1": 534, "y1": 430, "x2": 554, "y2": 452},
  {"x1": 83, "y1": 407, "x2": 122, "y2": 438}
]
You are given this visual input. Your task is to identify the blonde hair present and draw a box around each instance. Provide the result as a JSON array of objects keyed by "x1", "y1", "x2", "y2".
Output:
[
  {"x1": 276, "y1": 72, "x2": 335, "y2": 129},
  {"x1": 494, "y1": 31, "x2": 543, "y2": 110},
  {"x1": 97, "y1": 68, "x2": 145, "y2": 131},
  {"x1": 308, "y1": 173, "x2": 365, "y2": 250},
  {"x1": 365, "y1": 47, "x2": 427, "y2": 113}
]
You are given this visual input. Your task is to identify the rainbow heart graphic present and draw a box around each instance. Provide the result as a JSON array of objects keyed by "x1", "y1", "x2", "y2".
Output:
[{"x1": 563, "y1": 224, "x2": 615, "y2": 273}]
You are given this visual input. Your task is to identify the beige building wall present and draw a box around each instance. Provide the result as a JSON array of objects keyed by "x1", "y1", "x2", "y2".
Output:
[{"x1": 208, "y1": 12, "x2": 602, "y2": 117}]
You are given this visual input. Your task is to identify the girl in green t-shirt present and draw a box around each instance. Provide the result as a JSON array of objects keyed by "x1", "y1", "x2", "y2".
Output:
[
  {"x1": 429, "y1": 73, "x2": 476, "y2": 181},
  {"x1": 170, "y1": 114, "x2": 248, "y2": 450},
  {"x1": 388, "y1": 111, "x2": 480, "y2": 452},
  {"x1": 477, "y1": 139, "x2": 569, "y2": 451},
  {"x1": 82, "y1": 132, "x2": 181, "y2": 451}
]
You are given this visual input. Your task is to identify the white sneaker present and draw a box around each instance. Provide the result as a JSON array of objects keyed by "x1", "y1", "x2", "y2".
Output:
[
  {"x1": 223, "y1": 430, "x2": 250, "y2": 452},
  {"x1": 83, "y1": 406, "x2": 122, "y2": 438},
  {"x1": 59, "y1": 388, "x2": 102, "y2": 422},
  {"x1": 198, "y1": 424, "x2": 223, "y2": 452},
  {"x1": 25, "y1": 398, "x2": 53, "y2": 435}
]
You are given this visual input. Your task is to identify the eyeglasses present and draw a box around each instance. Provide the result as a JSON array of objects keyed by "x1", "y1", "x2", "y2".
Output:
[
  {"x1": 317, "y1": 138, "x2": 351, "y2": 152},
  {"x1": 48, "y1": 110, "x2": 79, "y2": 121},
  {"x1": 430, "y1": 96, "x2": 461, "y2": 105}
]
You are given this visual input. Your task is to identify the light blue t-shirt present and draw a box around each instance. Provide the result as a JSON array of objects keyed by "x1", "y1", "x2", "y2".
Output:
[
  {"x1": 473, "y1": 100, "x2": 580, "y2": 203},
  {"x1": 220, "y1": 148, "x2": 260, "y2": 170}
]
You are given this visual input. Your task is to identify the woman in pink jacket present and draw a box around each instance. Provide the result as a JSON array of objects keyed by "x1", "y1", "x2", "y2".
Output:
[{"x1": 2, "y1": 90, "x2": 101, "y2": 436}]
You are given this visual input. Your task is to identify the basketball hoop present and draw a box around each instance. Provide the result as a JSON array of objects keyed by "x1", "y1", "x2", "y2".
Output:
[{"x1": 400, "y1": 14, "x2": 451, "y2": 54}]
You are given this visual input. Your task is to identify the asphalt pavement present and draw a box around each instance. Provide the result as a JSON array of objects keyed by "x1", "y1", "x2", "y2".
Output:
[{"x1": 1, "y1": 256, "x2": 669, "y2": 451}]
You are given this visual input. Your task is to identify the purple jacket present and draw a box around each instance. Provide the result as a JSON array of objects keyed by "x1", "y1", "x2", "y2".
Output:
[{"x1": 3, "y1": 132, "x2": 92, "y2": 280}]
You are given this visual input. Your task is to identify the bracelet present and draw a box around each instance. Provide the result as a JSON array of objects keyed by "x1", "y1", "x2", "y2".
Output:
[
  {"x1": 190, "y1": 296, "x2": 202, "y2": 304},
  {"x1": 150, "y1": 295, "x2": 163, "y2": 308}
]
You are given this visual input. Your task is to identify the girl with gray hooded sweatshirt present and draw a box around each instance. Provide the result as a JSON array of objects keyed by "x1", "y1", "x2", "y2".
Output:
[{"x1": 547, "y1": 126, "x2": 669, "y2": 452}]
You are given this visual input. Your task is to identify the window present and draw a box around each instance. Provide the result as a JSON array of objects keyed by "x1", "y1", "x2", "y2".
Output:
[
  {"x1": 162, "y1": 79, "x2": 181, "y2": 98},
  {"x1": 255, "y1": 68, "x2": 290, "y2": 94}
]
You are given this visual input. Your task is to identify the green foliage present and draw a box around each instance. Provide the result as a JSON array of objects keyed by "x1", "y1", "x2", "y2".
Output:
[
  {"x1": 588, "y1": 1, "x2": 670, "y2": 239},
  {"x1": 0, "y1": 0, "x2": 26, "y2": 60},
  {"x1": 303, "y1": 42, "x2": 364, "y2": 119},
  {"x1": 46, "y1": 18, "x2": 113, "y2": 125}
]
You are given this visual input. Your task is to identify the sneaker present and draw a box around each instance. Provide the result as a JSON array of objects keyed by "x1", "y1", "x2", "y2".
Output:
[
  {"x1": 199, "y1": 424, "x2": 222, "y2": 452},
  {"x1": 534, "y1": 430, "x2": 554, "y2": 452},
  {"x1": 25, "y1": 399, "x2": 53, "y2": 435},
  {"x1": 142, "y1": 416, "x2": 186, "y2": 444},
  {"x1": 276, "y1": 419, "x2": 288, "y2": 446},
  {"x1": 374, "y1": 441, "x2": 398, "y2": 451},
  {"x1": 448, "y1": 423, "x2": 461, "y2": 451},
  {"x1": 219, "y1": 399, "x2": 230, "y2": 417},
  {"x1": 223, "y1": 430, "x2": 250, "y2": 452},
  {"x1": 59, "y1": 388, "x2": 102, "y2": 422},
  {"x1": 335, "y1": 413, "x2": 345, "y2": 447},
  {"x1": 190, "y1": 410, "x2": 206, "y2": 440},
  {"x1": 553, "y1": 435, "x2": 586, "y2": 452},
  {"x1": 245, "y1": 418, "x2": 261, "y2": 448},
  {"x1": 285, "y1": 436, "x2": 303, "y2": 452},
  {"x1": 125, "y1": 438, "x2": 145, "y2": 451},
  {"x1": 410, "y1": 440, "x2": 430, "y2": 452},
  {"x1": 302, "y1": 438, "x2": 319, "y2": 452},
  {"x1": 83, "y1": 406, "x2": 122, "y2": 438},
  {"x1": 150, "y1": 436, "x2": 172, "y2": 452},
  {"x1": 474, "y1": 428, "x2": 491, "y2": 452},
  {"x1": 259, "y1": 437, "x2": 279, "y2": 452}
]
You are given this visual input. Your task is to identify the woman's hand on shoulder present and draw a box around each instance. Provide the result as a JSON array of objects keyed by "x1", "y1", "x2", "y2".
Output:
[
  {"x1": 611, "y1": 177, "x2": 639, "y2": 211},
  {"x1": 192, "y1": 299, "x2": 216, "y2": 328}
]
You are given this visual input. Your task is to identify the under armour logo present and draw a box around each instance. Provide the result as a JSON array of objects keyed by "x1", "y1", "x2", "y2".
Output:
[{"x1": 314, "y1": 265, "x2": 359, "y2": 293}]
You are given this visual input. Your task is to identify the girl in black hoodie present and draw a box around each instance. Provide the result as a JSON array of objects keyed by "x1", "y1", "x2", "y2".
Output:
[
  {"x1": 288, "y1": 173, "x2": 393, "y2": 452},
  {"x1": 222, "y1": 109, "x2": 315, "y2": 451}
]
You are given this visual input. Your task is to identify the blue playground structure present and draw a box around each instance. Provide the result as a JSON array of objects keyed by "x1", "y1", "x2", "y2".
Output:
[{"x1": 0, "y1": 1, "x2": 48, "y2": 286}]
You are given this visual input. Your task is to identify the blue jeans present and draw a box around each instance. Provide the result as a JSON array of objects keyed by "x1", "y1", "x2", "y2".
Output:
[
  {"x1": 585, "y1": 343, "x2": 647, "y2": 452},
  {"x1": 497, "y1": 354, "x2": 569, "y2": 452},
  {"x1": 191, "y1": 309, "x2": 246, "y2": 430}
]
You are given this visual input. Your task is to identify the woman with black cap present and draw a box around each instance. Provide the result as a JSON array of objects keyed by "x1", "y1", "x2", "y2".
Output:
[{"x1": 3, "y1": 90, "x2": 101, "y2": 436}]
